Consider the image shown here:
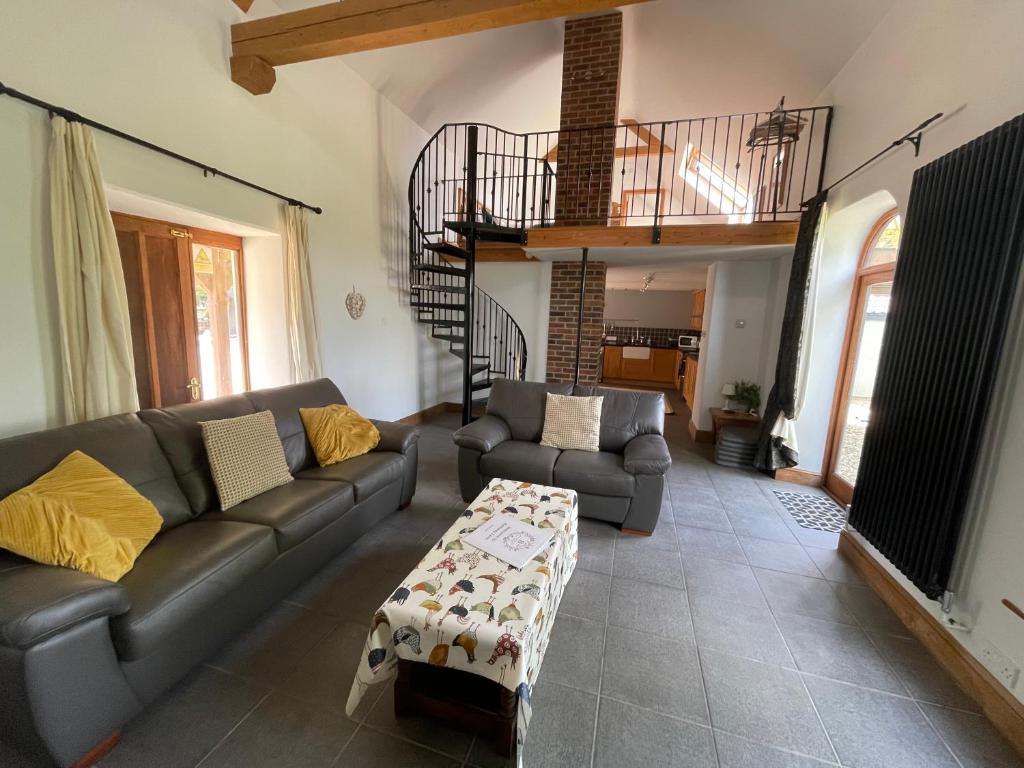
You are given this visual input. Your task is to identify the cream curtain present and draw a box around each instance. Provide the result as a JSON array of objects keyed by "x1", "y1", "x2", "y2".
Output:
[
  {"x1": 50, "y1": 117, "x2": 139, "y2": 423},
  {"x1": 283, "y1": 205, "x2": 323, "y2": 382}
]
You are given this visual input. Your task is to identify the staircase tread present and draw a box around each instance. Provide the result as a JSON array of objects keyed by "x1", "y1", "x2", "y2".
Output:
[
  {"x1": 411, "y1": 301, "x2": 466, "y2": 310},
  {"x1": 424, "y1": 242, "x2": 472, "y2": 260},
  {"x1": 470, "y1": 379, "x2": 493, "y2": 391},
  {"x1": 412, "y1": 283, "x2": 468, "y2": 293},
  {"x1": 443, "y1": 220, "x2": 524, "y2": 243},
  {"x1": 412, "y1": 263, "x2": 467, "y2": 277}
]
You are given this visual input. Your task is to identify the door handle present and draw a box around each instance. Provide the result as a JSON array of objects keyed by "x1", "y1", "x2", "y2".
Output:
[{"x1": 186, "y1": 377, "x2": 201, "y2": 401}]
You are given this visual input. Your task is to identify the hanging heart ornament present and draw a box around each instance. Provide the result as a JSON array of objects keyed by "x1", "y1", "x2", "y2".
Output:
[{"x1": 345, "y1": 286, "x2": 366, "y2": 319}]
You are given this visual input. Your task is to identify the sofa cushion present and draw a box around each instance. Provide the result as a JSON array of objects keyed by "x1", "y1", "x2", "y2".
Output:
[
  {"x1": 300, "y1": 404, "x2": 380, "y2": 466},
  {"x1": 572, "y1": 386, "x2": 665, "y2": 452},
  {"x1": 201, "y1": 411, "x2": 293, "y2": 510},
  {"x1": 204, "y1": 479, "x2": 354, "y2": 551},
  {"x1": 247, "y1": 379, "x2": 346, "y2": 473},
  {"x1": 297, "y1": 452, "x2": 403, "y2": 502},
  {"x1": 486, "y1": 379, "x2": 573, "y2": 443},
  {"x1": 540, "y1": 393, "x2": 603, "y2": 452},
  {"x1": 111, "y1": 521, "x2": 276, "y2": 660},
  {"x1": 554, "y1": 450, "x2": 636, "y2": 498},
  {"x1": 0, "y1": 413, "x2": 192, "y2": 530},
  {"x1": 139, "y1": 395, "x2": 256, "y2": 517},
  {"x1": 479, "y1": 440, "x2": 561, "y2": 485}
]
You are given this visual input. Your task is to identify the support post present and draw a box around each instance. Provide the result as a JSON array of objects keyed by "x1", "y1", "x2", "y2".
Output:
[
  {"x1": 462, "y1": 126, "x2": 479, "y2": 425},
  {"x1": 652, "y1": 122, "x2": 667, "y2": 244},
  {"x1": 573, "y1": 248, "x2": 590, "y2": 387}
]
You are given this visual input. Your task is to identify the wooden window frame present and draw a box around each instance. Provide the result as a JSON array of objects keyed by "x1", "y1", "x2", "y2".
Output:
[{"x1": 822, "y1": 208, "x2": 900, "y2": 505}]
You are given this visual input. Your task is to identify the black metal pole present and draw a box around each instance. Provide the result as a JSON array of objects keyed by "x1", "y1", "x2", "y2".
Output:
[
  {"x1": 573, "y1": 247, "x2": 589, "y2": 387},
  {"x1": 0, "y1": 80, "x2": 322, "y2": 214},
  {"x1": 462, "y1": 126, "x2": 479, "y2": 425}
]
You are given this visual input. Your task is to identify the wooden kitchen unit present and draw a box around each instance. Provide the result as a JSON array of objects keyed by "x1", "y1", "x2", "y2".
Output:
[
  {"x1": 682, "y1": 354, "x2": 699, "y2": 410},
  {"x1": 602, "y1": 345, "x2": 682, "y2": 387}
]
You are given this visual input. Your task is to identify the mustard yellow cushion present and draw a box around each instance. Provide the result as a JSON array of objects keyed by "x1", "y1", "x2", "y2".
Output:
[
  {"x1": 300, "y1": 404, "x2": 380, "y2": 467},
  {"x1": 0, "y1": 451, "x2": 163, "y2": 582}
]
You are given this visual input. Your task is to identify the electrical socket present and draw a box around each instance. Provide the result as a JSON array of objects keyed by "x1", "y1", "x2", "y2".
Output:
[{"x1": 979, "y1": 640, "x2": 1020, "y2": 689}]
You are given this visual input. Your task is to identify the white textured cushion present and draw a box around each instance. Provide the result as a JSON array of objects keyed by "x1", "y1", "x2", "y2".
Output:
[
  {"x1": 201, "y1": 410, "x2": 293, "y2": 510},
  {"x1": 540, "y1": 393, "x2": 603, "y2": 452}
]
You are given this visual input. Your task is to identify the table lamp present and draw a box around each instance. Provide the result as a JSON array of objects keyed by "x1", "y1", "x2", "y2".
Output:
[{"x1": 721, "y1": 382, "x2": 736, "y2": 412}]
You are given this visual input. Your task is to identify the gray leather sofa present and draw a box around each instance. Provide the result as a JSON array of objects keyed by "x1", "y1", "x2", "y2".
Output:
[
  {"x1": 0, "y1": 379, "x2": 418, "y2": 767},
  {"x1": 454, "y1": 380, "x2": 670, "y2": 534}
]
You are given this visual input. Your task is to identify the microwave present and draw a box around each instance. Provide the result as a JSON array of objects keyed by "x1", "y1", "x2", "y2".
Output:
[{"x1": 678, "y1": 334, "x2": 700, "y2": 350}]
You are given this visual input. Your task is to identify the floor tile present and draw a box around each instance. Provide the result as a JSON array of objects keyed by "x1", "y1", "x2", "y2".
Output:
[
  {"x1": 613, "y1": 544, "x2": 684, "y2": 589},
  {"x1": 468, "y1": 680, "x2": 597, "y2": 768},
  {"x1": 726, "y1": 508, "x2": 799, "y2": 544},
  {"x1": 578, "y1": 519, "x2": 617, "y2": 575},
  {"x1": 804, "y1": 546, "x2": 864, "y2": 584},
  {"x1": 279, "y1": 620, "x2": 382, "y2": 718},
  {"x1": 607, "y1": 576, "x2": 693, "y2": 640},
  {"x1": 104, "y1": 667, "x2": 269, "y2": 768},
  {"x1": 920, "y1": 702, "x2": 1024, "y2": 768},
  {"x1": 288, "y1": 557, "x2": 409, "y2": 621},
  {"x1": 364, "y1": 682, "x2": 473, "y2": 761},
  {"x1": 683, "y1": 557, "x2": 767, "y2": 609},
  {"x1": 212, "y1": 602, "x2": 340, "y2": 687},
  {"x1": 540, "y1": 614, "x2": 605, "y2": 694},
  {"x1": 832, "y1": 583, "x2": 911, "y2": 636},
  {"x1": 668, "y1": 483, "x2": 723, "y2": 509},
  {"x1": 689, "y1": 594, "x2": 793, "y2": 666},
  {"x1": 558, "y1": 567, "x2": 611, "y2": 623},
  {"x1": 602, "y1": 624, "x2": 709, "y2": 723},
  {"x1": 619, "y1": 515, "x2": 679, "y2": 552},
  {"x1": 594, "y1": 697, "x2": 716, "y2": 768},
  {"x1": 678, "y1": 525, "x2": 748, "y2": 566},
  {"x1": 198, "y1": 691, "x2": 355, "y2": 768},
  {"x1": 738, "y1": 536, "x2": 823, "y2": 578},
  {"x1": 713, "y1": 730, "x2": 838, "y2": 767},
  {"x1": 754, "y1": 568, "x2": 857, "y2": 624},
  {"x1": 868, "y1": 632, "x2": 980, "y2": 711},
  {"x1": 672, "y1": 501, "x2": 735, "y2": 533},
  {"x1": 804, "y1": 675, "x2": 959, "y2": 768},
  {"x1": 0, "y1": 742, "x2": 41, "y2": 768},
  {"x1": 334, "y1": 726, "x2": 460, "y2": 768},
  {"x1": 775, "y1": 612, "x2": 906, "y2": 694},
  {"x1": 700, "y1": 650, "x2": 835, "y2": 762}
]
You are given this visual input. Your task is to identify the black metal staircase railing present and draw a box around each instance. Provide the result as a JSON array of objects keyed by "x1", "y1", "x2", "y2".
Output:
[{"x1": 407, "y1": 105, "x2": 832, "y2": 422}]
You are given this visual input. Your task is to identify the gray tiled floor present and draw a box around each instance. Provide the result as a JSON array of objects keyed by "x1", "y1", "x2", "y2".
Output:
[{"x1": 6, "y1": 392, "x2": 1021, "y2": 768}]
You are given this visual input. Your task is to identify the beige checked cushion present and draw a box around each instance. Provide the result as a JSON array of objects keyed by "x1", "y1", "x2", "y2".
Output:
[
  {"x1": 200, "y1": 410, "x2": 293, "y2": 510},
  {"x1": 540, "y1": 393, "x2": 603, "y2": 452}
]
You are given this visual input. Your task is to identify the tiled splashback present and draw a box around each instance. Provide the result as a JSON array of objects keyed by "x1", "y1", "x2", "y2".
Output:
[{"x1": 604, "y1": 325, "x2": 699, "y2": 345}]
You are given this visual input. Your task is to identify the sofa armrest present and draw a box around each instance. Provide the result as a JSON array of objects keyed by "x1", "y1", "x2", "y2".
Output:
[
  {"x1": 0, "y1": 560, "x2": 130, "y2": 650},
  {"x1": 371, "y1": 420, "x2": 420, "y2": 454},
  {"x1": 453, "y1": 415, "x2": 511, "y2": 454},
  {"x1": 623, "y1": 434, "x2": 672, "y2": 475}
]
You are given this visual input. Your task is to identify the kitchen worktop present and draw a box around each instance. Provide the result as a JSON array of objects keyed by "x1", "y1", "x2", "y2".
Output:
[{"x1": 601, "y1": 340, "x2": 682, "y2": 350}]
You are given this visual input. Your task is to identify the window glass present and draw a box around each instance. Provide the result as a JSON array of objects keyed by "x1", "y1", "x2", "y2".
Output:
[{"x1": 864, "y1": 214, "x2": 901, "y2": 267}]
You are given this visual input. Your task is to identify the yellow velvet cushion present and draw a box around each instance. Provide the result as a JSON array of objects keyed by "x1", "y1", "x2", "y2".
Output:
[
  {"x1": 300, "y1": 404, "x2": 381, "y2": 467},
  {"x1": 0, "y1": 451, "x2": 163, "y2": 582}
]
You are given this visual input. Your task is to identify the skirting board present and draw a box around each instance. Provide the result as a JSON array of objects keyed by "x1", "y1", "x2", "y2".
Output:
[
  {"x1": 774, "y1": 468, "x2": 822, "y2": 486},
  {"x1": 688, "y1": 419, "x2": 713, "y2": 444},
  {"x1": 838, "y1": 531, "x2": 1024, "y2": 757},
  {"x1": 399, "y1": 402, "x2": 460, "y2": 426}
]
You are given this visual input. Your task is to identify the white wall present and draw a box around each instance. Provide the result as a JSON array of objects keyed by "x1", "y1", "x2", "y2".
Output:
[
  {"x1": 0, "y1": 0, "x2": 445, "y2": 435},
  {"x1": 604, "y1": 290, "x2": 694, "y2": 328},
  {"x1": 798, "y1": 0, "x2": 1024, "y2": 704},
  {"x1": 692, "y1": 258, "x2": 786, "y2": 429},
  {"x1": 475, "y1": 262, "x2": 551, "y2": 384}
]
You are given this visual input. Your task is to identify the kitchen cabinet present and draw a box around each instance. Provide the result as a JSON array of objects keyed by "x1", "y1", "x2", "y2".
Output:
[
  {"x1": 683, "y1": 355, "x2": 699, "y2": 410},
  {"x1": 602, "y1": 346, "x2": 622, "y2": 379},
  {"x1": 651, "y1": 348, "x2": 681, "y2": 381},
  {"x1": 690, "y1": 289, "x2": 706, "y2": 331}
]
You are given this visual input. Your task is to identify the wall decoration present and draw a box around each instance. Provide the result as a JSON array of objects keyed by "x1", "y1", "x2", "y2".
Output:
[{"x1": 345, "y1": 286, "x2": 366, "y2": 319}]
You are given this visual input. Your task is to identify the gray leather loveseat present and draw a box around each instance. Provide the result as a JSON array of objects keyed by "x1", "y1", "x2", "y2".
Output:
[
  {"x1": 0, "y1": 379, "x2": 418, "y2": 767},
  {"x1": 453, "y1": 380, "x2": 670, "y2": 534}
]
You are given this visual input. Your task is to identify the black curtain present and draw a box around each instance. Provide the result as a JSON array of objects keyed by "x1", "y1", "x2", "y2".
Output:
[{"x1": 753, "y1": 191, "x2": 828, "y2": 471}]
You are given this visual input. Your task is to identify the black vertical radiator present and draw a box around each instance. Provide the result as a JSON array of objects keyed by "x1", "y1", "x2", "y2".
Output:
[{"x1": 848, "y1": 112, "x2": 1024, "y2": 602}]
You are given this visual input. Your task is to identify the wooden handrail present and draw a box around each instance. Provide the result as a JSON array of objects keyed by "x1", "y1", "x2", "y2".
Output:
[{"x1": 1003, "y1": 598, "x2": 1024, "y2": 622}]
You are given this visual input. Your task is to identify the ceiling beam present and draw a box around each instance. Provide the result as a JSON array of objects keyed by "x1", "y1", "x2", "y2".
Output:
[
  {"x1": 525, "y1": 222, "x2": 799, "y2": 249},
  {"x1": 232, "y1": 0, "x2": 255, "y2": 13},
  {"x1": 231, "y1": 0, "x2": 651, "y2": 93}
]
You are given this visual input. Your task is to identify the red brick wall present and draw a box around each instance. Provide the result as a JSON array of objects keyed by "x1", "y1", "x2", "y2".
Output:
[
  {"x1": 554, "y1": 12, "x2": 622, "y2": 226},
  {"x1": 546, "y1": 261, "x2": 607, "y2": 385}
]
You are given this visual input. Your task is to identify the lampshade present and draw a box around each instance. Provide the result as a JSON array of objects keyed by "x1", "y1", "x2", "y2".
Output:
[{"x1": 721, "y1": 383, "x2": 736, "y2": 397}]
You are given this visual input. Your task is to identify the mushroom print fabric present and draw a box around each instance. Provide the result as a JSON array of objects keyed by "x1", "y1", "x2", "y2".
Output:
[{"x1": 345, "y1": 478, "x2": 579, "y2": 765}]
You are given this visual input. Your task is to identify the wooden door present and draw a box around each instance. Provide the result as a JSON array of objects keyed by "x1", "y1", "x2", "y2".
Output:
[
  {"x1": 651, "y1": 349, "x2": 680, "y2": 382},
  {"x1": 112, "y1": 213, "x2": 201, "y2": 408},
  {"x1": 683, "y1": 356, "x2": 698, "y2": 410}
]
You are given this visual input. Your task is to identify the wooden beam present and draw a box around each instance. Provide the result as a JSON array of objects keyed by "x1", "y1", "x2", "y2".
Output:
[
  {"x1": 839, "y1": 531, "x2": 1024, "y2": 758},
  {"x1": 525, "y1": 222, "x2": 799, "y2": 249},
  {"x1": 475, "y1": 243, "x2": 533, "y2": 262},
  {"x1": 232, "y1": 0, "x2": 652, "y2": 75},
  {"x1": 232, "y1": 0, "x2": 255, "y2": 12},
  {"x1": 230, "y1": 55, "x2": 276, "y2": 95}
]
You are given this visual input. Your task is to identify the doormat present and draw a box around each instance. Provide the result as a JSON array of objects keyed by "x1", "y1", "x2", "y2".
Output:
[{"x1": 773, "y1": 490, "x2": 846, "y2": 533}]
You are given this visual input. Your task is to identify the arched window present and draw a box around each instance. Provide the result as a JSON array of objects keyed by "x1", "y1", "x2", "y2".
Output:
[{"x1": 824, "y1": 209, "x2": 901, "y2": 504}]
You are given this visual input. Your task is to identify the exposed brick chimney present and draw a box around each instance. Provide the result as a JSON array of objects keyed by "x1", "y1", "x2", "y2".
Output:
[
  {"x1": 546, "y1": 261, "x2": 607, "y2": 385},
  {"x1": 554, "y1": 11, "x2": 623, "y2": 226}
]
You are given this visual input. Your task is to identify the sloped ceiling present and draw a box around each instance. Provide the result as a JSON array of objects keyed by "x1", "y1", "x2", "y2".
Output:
[{"x1": 268, "y1": 0, "x2": 894, "y2": 133}]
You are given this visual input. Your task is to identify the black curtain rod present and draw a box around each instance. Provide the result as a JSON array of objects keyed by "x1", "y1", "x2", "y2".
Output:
[
  {"x1": 804, "y1": 112, "x2": 944, "y2": 206},
  {"x1": 0, "y1": 81, "x2": 322, "y2": 215}
]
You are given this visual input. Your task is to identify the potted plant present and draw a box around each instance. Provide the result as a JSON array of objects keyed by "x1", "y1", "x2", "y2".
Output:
[{"x1": 732, "y1": 380, "x2": 761, "y2": 414}]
